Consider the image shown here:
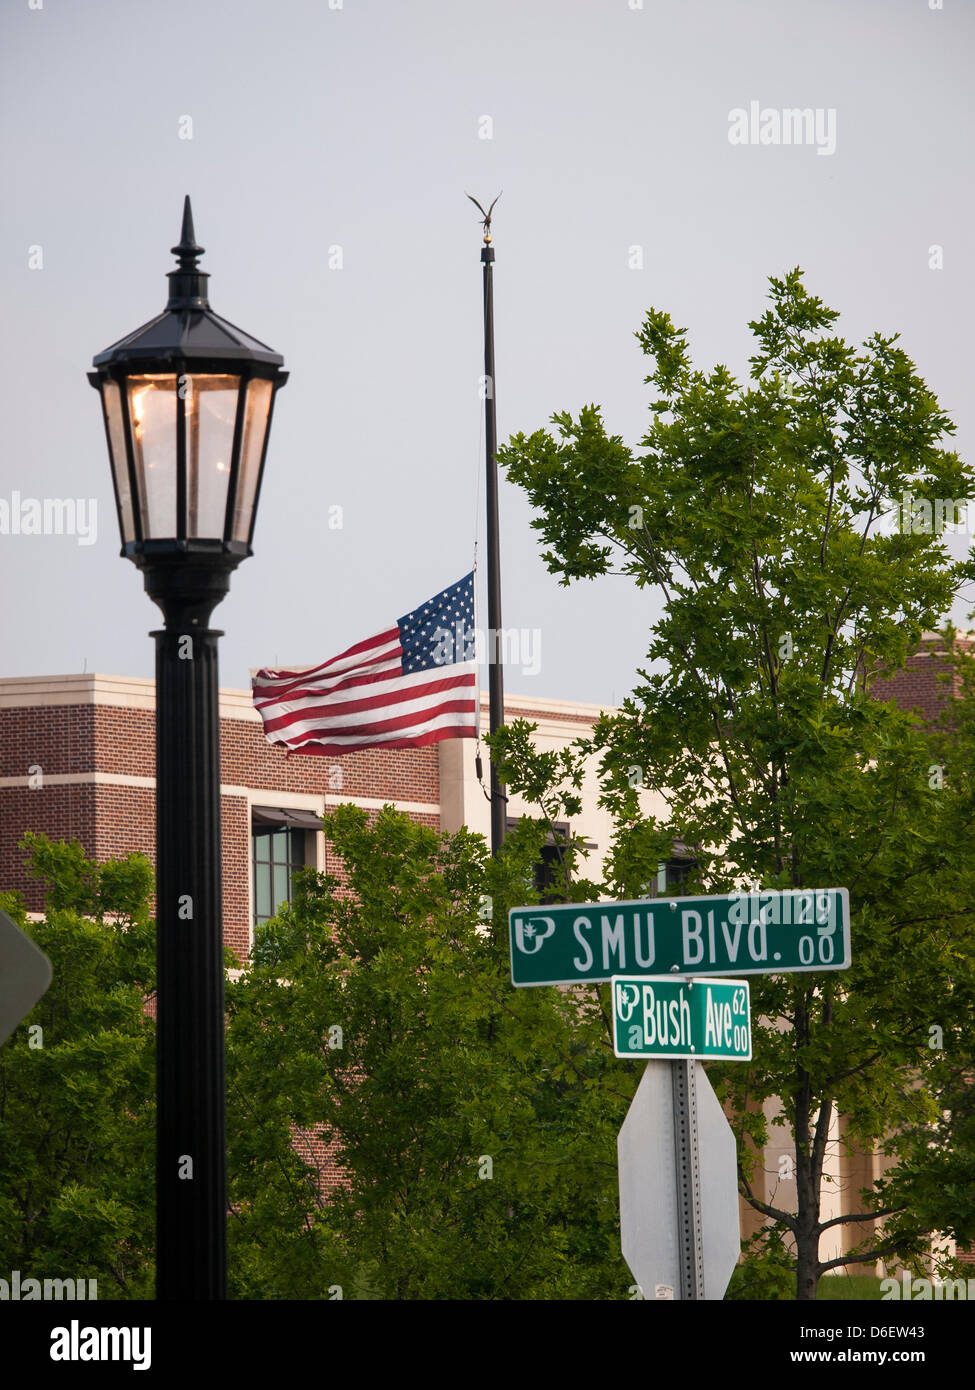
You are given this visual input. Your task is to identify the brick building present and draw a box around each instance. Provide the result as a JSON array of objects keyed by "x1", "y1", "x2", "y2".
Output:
[
  {"x1": 0, "y1": 673, "x2": 630, "y2": 965},
  {"x1": 868, "y1": 631, "x2": 974, "y2": 728},
  {"x1": 0, "y1": 672, "x2": 635, "y2": 1209}
]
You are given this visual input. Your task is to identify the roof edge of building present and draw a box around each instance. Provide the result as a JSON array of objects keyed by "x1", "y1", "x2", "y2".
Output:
[{"x1": 0, "y1": 673, "x2": 619, "y2": 722}]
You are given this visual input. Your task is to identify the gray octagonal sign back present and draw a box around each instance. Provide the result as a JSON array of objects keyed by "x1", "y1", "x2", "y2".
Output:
[
  {"x1": 0, "y1": 906, "x2": 52, "y2": 1048},
  {"x1": 618, "y1": 1059, "x2": 740, "y2": 1300}
]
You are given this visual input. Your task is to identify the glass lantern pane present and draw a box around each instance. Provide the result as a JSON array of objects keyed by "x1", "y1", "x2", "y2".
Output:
[
  {"x1": 127, "y1": 375, "x2": 178, "y2": 538},
  {"x1": 101, "y1": 379, "x2": 136, "y2": 544},
  {"x1": 231, "y1": 378, "x2": 273, "y2": 544},
  {"x1": 184, "y1": 374, "x2": 239, "y2": 539}
]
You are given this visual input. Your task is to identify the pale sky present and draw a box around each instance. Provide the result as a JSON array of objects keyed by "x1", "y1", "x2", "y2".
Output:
[{"x1": 2, "y1": 0, "x2": 972, "y2": 706}]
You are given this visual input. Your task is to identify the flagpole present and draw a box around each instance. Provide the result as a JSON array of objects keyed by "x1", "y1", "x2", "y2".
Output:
[{"x1": 474, "y1": 199, "x2": 507, "y2": 856}]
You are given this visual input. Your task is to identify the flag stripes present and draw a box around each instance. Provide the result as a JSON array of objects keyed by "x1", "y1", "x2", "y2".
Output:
[{"x1": 252, "y1": 573, "x2": 478, "y2": 756}]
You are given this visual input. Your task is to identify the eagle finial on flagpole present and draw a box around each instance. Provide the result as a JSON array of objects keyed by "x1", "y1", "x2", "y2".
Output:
[{"x1": 466, "y1": 191, "x2": 501, "y2": 244}]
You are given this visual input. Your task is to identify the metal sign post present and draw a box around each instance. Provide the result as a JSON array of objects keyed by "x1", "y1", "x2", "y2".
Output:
[{"x1": 671, "y1": 1059, "x2": 705, "y2": 1300}]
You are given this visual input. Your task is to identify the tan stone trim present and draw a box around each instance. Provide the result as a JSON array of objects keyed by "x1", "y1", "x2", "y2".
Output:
[
  {"x1": 0, "y1": 772, "x2": 437, "y2": 815},
  {"x1": 0, "y1": 674, "x2": 156, "y2": 710},
  {"x1": 244, "y1": 791, "x2": 439, "y2": 816},
  {"x1": 479, "y1": 690, "x2": 613, "y2": 719},
  {"x1": 0, "y1": 673, "x2": 620, "y2": 724},
  {"x1": 218, "y1": 689, "x2": 265, "y2": 722},
  {"x1": 333, "y1": 794, "x2": 440, "y2": 814},
  {"x1": 0, "y1": 772, "x2": 156, "y2": 790},
  {"x1": 476, "y1": 710, "x2": 601, "y2": 741}
]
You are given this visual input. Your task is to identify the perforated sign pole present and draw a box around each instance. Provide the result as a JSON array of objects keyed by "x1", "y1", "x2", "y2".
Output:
[{"x1": 672, "y1": 1059, "x2": 705, "y2": 1300}]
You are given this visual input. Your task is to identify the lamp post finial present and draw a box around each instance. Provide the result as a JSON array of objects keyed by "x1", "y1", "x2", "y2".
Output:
[
  {"x1": 172, "y1": 195, "x2": 204, "y2": 269},
  {"x1": 167, "y1": 196, "x2": 209, "y2": 308}
]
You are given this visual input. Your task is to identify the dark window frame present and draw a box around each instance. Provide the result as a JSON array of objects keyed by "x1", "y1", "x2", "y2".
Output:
[
  {"x1": 506, "y1": 818, "x2": 577, "y2": 904},
  {"x1": 252, "y1": 824, "x2": 308, "y2": 927},
  {"x1": 654, "y1": 853, "x2": 699, "y2": 896}
]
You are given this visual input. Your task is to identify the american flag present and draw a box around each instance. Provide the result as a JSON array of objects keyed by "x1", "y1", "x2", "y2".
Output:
[{"x1": 252, "y1": 573, "x2": 478, "y2": 756}]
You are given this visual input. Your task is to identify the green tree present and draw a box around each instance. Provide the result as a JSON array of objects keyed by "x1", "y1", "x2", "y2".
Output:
[
  {"x1": 225, "y1": 803, "x2": 636, "y2": 1300},
  {"x1": 0, "y1": 833, "x2": 156, "y2": 1297},
  {"x1": 493, "y1": 269, "x2": 975, "y2": 1299}
]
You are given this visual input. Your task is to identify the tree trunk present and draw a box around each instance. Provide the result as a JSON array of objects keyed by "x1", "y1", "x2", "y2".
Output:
[
  {"x1": 795, "y1": 1219, "x2": 820, "y2": 1300},
  {"x1": 794, "y1": 1142, "x2": 821, "y2": 1299},
  {"x1": 793, "y1": 992, "x2": 821, "y2": 1300}
]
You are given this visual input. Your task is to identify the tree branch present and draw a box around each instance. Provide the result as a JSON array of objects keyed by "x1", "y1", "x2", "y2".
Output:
[
  {"x1": 739, "y1": 1169, "x2": 797, "y2": 1232},
  {"x1": 818, "y1": 1205, "x2": 906, "y2": 1233}
]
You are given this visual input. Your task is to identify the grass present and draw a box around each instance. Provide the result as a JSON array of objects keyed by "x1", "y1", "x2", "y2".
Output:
[{"x1": 817, "y1": 1273, "x2": 886, "y2": 1300}]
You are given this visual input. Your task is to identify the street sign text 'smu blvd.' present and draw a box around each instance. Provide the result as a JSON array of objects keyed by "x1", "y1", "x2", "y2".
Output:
[{"x1": 509, "y1": 888, "x2": 850, "y2": 986}]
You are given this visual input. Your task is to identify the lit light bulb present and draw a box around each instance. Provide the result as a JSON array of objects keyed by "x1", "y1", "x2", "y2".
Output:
[{"x1": 132, "y1": 386, "x2": 151, "y2": 429}]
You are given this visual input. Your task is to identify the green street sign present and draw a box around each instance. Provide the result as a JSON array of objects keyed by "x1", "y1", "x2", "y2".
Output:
[
  {"x1": 509, "y1": 888, "x2": 850, "y2": 986},
  {"x1": 612, "y1": 976, "x2": 751, "y2": 1061}
]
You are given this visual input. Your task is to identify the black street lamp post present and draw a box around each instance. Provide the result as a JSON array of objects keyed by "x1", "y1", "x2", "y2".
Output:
[{"x1": 89, "y1": 198, "x2": 287, "y2": 1299}]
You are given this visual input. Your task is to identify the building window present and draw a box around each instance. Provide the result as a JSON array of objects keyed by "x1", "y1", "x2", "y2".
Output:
[
  {"x1": 251, "y1": 805, "x2": 324, "y2": 929},
  {"x1": 535, "y1": 840, "x2": 569, "y2": 903},
  {"x1": 507, "y1": 819, "x2": 576, "y2": 904},
  {"x1": 655, "y1": 853, "x2": 698, "y2": 896},
  {"x1": 253, "y1": 825, "x2": 308, "y2": 926}
]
